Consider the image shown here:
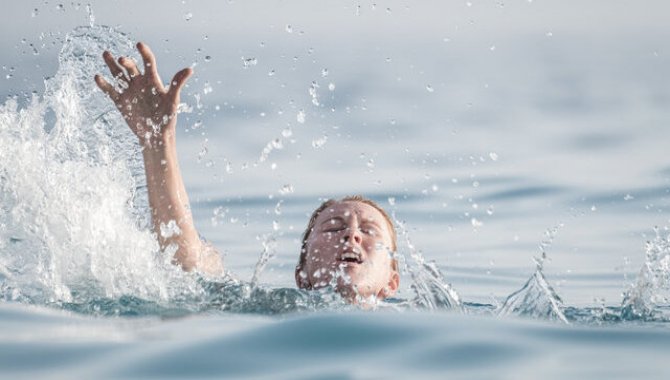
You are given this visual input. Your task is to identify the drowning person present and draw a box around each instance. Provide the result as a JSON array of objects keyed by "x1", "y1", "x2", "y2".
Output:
[{"x1": 94, "y1": 42, "x2": 401, "y2": 306}]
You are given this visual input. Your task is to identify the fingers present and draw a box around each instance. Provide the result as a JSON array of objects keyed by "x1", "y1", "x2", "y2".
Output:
[
  {"x1": 118, "y1": 56, "x2": 140, "y2": 78},
  {"x1": 102, "y1": 51, "x2": 124, "y2": 79},
  {"x1": 137, "y1": 42, "x2": 159, "y2": 80},
  {"x1": 94, "y1": 74, "x2": 118, "y2": 100},
  {"x1": 167, "y1": 68, "x2": 193, "y2": 101}
]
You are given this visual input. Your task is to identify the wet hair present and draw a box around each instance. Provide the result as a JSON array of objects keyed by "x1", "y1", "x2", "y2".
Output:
[{"x1": 295, "y1": 195, "x2": 398, "y2": 289}]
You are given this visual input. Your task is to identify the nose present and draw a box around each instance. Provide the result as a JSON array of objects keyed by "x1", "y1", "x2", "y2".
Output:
[{"x1": 344, "y1": 227, "x2": 362, "y2": 245}]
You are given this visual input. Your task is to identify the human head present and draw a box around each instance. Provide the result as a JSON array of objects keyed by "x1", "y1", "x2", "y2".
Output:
[{"x1": 295, "y1": 195, "x2": 399, "y2": 301}]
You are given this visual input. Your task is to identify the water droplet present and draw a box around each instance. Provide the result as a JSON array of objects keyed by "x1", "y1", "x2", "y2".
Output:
[
  {"x1": 367, "y1": 159, "x2": 375, "y2": 169},
  {"x1": 56, "y1": 4, "x2": 65, "y2": 11},
  {"x1": 268, "y1": 69, "x2": 275, "y2": 76},
  {"x1": 242, "y1": 57, "x2": 257, "y2": 68},
  {"x1": 489, "y1": 152, "x2": 498, "y2": 161},
  {"x1": 86, "y1": 4, "x2": 95, "y2": 27},
  {"x1": 204, "y1": 55, "x2": 212, "y2": 62},
  {"x1": 281, "y1": 127, "x2": 292, "y2": 138},
  {"x1": 203, "y1": 82, "x2": 213, "y2": 94},
  {"x1": 184, "y1": 12, "x2": 193, "y2": 21},
  {"x1": 624, "y1": 194, "x2": 634, "y2": 201},
  {"x1": 490, "y1": 45, "x2": 496, "y2": 51},
  {"x1": 309, "y1": 81, "x2": 320, "y2": 106},
  {"x1": 321, "y1": 68, "x2": 329, "y2": 77},
  {"x1": 279, "y1": 184, "x2": 294, "y2": 195},
  {"x1": 487, "y1": 206, "x2": 494, "y2": 215},
  {"x1": 431, "y1": 184, "x2": 439, "y2": 192},
  {"x1": 426, "y1": 84, "x2": 434, "y2": 93},
  {"x1": 471, "y1": 218, "x2": 483, "y2": 228},
  {"x1": 546, "y1": 31, "x2": 553, "y2": 37},
  {"x1": 272, "y1": 221, "x2": 280, "y2": 231},
  {"x1": 31, "y1": 8, "x2": 39, "y2": 17},
  {"x1": 328, "y1": 83, "x2": 335, "y2": 91},
  {"x1": 285, "y1": 24, "x2": 293, "y2": 33},
  {"x1": 311, "y1": 135, "x2": 328, "y2": 149},
  {"x1": 387, "y1": 197, "x2": 396, "y2": 206},
  {"x1": 296, "y1": 110, "x2": 306, "y2": 123}
]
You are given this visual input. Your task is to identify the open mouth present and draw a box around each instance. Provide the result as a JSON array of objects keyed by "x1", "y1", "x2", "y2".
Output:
[{"x1": 340, "y1": 251, "x2": 363, "y2": 264}]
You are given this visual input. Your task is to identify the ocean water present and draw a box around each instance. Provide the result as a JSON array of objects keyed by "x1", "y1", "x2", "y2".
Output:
[{"x1": 2, "y1": 1, "x2": 670, "y2": 378}]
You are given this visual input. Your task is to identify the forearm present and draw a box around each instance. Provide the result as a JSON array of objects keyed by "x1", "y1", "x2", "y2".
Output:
[{"x1": 141, "y1": 128, "x2": 201, "y2": 271}]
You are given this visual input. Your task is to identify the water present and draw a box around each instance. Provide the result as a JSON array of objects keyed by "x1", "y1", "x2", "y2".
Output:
[{"x1": 2, "y1": 0, "x2": 670, "y2": 378}]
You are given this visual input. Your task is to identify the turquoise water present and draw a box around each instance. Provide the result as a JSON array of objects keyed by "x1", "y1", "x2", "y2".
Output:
[{"x1": 2, "y1": 1, "x2": 670, "y2": 378}]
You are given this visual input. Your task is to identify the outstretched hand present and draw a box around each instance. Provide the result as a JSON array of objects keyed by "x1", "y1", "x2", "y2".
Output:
[{"x1": 95, "y1": 42, "x2": 192, "y2": 147}]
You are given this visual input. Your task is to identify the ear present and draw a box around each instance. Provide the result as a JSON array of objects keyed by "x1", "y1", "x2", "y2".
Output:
[
  {"x1": 379, "y1": 269, "x2": 400, "y2": 299},
  {"x1": 295, "y1": 266, "x2": 311, "y2": 289}
]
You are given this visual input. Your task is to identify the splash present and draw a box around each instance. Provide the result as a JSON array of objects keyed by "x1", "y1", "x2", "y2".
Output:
[
  {"x1": 497, "y1": 266, "x2": 568, "y2": 323},
  {"x1": 393, "y1": 215, "x2": 462, "y2": 310},
  {"x1": 497, "y1": 225, "x2": 568, "y2": 323},
  {"x1": 621, "y1": 227, "x2": 670, "y2": 320},
  {"x1": 0, "y1": 25, "x2": 201, "y2": 309}
]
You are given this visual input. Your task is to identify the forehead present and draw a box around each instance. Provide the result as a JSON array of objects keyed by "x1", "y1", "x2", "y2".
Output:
[{"x1": 316, "y1": 201, "x2": 387, "y2": 224}]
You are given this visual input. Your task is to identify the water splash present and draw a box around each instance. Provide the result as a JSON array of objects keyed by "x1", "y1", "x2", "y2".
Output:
[
  {"x1": 393, "y1": 215, "x2": 462, "y2": 310},
  {"x1": 0, "y1": 25, "x2": 200, "y2": 308},
  {"x1": 621, "y1": 227, "x2": 670, "y2": 320},
  {"x1": 498, "y1": 225, "x2": 568, "y2": 323},
  {"x1": 497, "y1": 267, "x2": 568, "y2": 323}
]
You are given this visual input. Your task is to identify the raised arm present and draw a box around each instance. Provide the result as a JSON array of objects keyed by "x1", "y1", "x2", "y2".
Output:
[{"x1": 95, "y1": 42, "x2": 223, "y2": 275}]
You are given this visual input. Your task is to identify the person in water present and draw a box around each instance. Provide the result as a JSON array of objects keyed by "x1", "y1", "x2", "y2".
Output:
[{"x1": 94, "y1": 42, "x2": 400, "y2": 303}]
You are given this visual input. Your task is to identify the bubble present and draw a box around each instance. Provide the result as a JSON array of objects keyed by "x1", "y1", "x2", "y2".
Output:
[
  {"x1": 31, "y1": 8, "x2": 39, "y2": 17},
  {"x1": 487, "y1": 206, "x2": 494, "y2": 215},
  {"x1": 268, "y1": 69, "x2": 275, "y2": 76},
  {"x1": 56, "y1": 4, "x2": 65, "y2": 11},
  {"x1": 388, "y1": 197, "x2": 396, "y2": 206},
  {"x1": 281, "y1": 127, "x2": 293, "y2": 138},
  {"x1": 285, "y1": 24, "x2": 293, "y2": 33},
  {"x1": 489, "y1": 152, "x2": 499, "y2": 161},
  {"x1": 426, "y1": 85, "x2": 434, "y2": 93},
  {"x1": 184, "y1": 12, "x2": 193, "y2": 21},
  {"x1": 471, "y1": 218, "x2": 483, "y2": 228},
  {"x1": 321, "y1": 68, "x2": 329, "y2": 77},
  {"x1": 204, "y1": 55, "x2": 212, "y2": 62},
  {"x1": 328, "y1": 83, "x2": 335, "y2": 91}
]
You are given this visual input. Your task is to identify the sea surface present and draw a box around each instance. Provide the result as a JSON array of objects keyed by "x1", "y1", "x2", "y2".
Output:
[{"x1": 1, "y1": 1, "x2": 670, "y2": 379}]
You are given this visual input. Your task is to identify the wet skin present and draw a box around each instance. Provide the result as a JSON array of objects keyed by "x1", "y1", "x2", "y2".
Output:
[{"x1": 299, "y1": 201, "x2": 399, "y2": 302}]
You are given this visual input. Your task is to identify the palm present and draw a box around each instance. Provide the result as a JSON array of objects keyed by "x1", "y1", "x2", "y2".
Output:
[{"x1": 95, "y1": 42, "x2": 192, "y2": 144}]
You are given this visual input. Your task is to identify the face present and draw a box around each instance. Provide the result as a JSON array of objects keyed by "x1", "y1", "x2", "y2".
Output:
[{"x1": 297, "y1": 201, "x2": 399, "y2": 301}]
